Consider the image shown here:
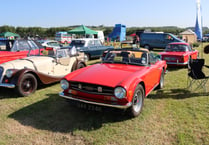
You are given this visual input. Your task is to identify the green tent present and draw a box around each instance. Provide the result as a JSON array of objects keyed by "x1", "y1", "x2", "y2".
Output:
[
  {"x1": 68, "y1": 25, "x2": 98, "y2": 35},
  {"x1": 0, "y1": 32, "x2": 20, "y2": 38}
]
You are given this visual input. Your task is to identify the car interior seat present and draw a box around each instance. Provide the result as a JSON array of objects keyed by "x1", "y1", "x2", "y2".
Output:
[{"x1": 121, "y1": 51, "x2": 130, "y2": 63}]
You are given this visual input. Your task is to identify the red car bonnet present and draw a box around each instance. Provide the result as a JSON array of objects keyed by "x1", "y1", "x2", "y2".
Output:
[{"x1": 64, "y1": 63, "x2": 147, "y2": 88}]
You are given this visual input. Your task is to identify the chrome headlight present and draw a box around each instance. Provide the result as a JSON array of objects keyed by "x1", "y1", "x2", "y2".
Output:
[
  {"x1": 114, "y1": 87, "x2": 126, "y2": 99},
  {"x1": 6, "y1": 69, "x2": 14, "y2": 78},
  {"x1": 60, "y1": 79, "x2": 69, "y2": 90}
]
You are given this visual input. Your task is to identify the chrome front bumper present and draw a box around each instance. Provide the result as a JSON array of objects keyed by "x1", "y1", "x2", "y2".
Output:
[
  {"x1": 59, "y1": 92, "x2": 132, "y2": 109},
  {"x1": 0, "y1": 83, "x2": 15, "y2": 88}
]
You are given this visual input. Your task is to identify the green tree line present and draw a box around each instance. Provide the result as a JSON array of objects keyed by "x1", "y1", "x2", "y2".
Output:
[{"x1": 0, "y1": 25, "x2": 209, "y2": 38}]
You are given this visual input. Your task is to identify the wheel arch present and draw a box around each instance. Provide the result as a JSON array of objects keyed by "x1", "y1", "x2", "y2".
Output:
[
  {"x1": 71, "y1": 59, "x2": 86, "y2": 72},
  {"x1": 138, "y1": 81, "x2": 145, "y2": 96},
  {"x1": 128, "y1": 80, "x2": 146, "y2": 99},
  {"x1": 12, "y1": 69, "x2": 41, "y2": 86}
]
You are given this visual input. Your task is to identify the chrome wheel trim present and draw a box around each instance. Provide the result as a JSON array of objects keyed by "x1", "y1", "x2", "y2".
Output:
[{"x1": 132, "y1": 90, "x2": 143, "y2": 113}]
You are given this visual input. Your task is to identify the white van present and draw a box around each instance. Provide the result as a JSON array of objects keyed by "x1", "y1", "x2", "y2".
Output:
[{"x1": 95, "y1": 31, "x2": 105, "y2": 44}]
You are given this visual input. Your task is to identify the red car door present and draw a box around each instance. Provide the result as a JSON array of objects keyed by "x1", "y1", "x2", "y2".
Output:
[{"x1": 144, "y1": 54, "x2": 162, "y2": 94}]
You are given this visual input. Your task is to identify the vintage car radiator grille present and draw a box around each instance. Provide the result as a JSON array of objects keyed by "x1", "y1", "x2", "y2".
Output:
[
  {"x1": 0, "y1": 67, "x2": 3, "y2": 81},
  {"x1": 70, "y1": 81, "x2": 114, "y2": 95}
]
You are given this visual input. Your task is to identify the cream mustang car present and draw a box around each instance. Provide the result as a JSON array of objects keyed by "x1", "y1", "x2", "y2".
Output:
[{"x1": 0, "y1": 47, "x2": 86, "y2": 96}]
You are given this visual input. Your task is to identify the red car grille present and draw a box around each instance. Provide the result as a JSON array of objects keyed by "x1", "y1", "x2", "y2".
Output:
[{"x1": 70, "y1": 81, "x2": 114, "y2": 95}]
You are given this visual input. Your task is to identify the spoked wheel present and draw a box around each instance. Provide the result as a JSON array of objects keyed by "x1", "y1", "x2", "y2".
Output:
[
  {"x1": 128, "y1": 84, "x2": 144, "y2": 117},
  {"x1": 16, "y1": 73, "x2": 37, "y2": 97},
  {"x1": 76, "y1": 63, "x2": 85, "y2": 70}
]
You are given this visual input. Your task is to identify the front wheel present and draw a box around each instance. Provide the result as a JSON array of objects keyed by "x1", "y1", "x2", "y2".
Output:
[
  {"x1": 156, "y1": 70, "x2": 164, "y2": 89},
  {"x1": 127, "y1": 84, "x2": 144, "y2": 117},
  {"x1": 16, "y1": 73, "x2": 37, "y2": 97}
]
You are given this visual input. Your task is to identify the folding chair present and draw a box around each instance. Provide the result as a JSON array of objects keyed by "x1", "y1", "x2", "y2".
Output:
[{"x1": 187, "y1": 59, "x2": 209, "y2": 92}]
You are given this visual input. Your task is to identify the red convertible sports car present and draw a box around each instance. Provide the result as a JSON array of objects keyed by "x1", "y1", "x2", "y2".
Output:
[
  {"x1": 159, "y1": 42, "x2": 198, "y2": 66},
  {"x1": 59, "y1": 48, "x2": 167, "y2": 117}
]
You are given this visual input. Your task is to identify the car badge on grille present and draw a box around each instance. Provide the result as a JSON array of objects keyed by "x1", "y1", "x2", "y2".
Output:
[
  {"x1": 85, "y1": 86, "x2": 94, "y2": 91},
  {"x1": 78, "y1": 84, "x2": 82, "y2": 89},
  {"x1": 98, "y1": 86, "x2": 103, "y2": 93}
]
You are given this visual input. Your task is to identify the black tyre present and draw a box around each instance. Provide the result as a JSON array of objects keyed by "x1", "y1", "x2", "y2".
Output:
[
  {"x1": 16, "y1": 73, "x2": 37, "y2": 97},
  {"x1": 128, "y1": 84, "x2": 144, "y2": 117},
  {"x1": 76, "y1": 63, "x2": 85, "y2": 70},
  {"x1": 156, "y1": 70, "x2": 164, "y2": 89}
]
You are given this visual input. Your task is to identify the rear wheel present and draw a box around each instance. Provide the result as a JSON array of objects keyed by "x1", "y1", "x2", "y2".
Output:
[
  {"x1": 16, "y1": 73, "x2": 37, "y2": 97},
  {"x1": 127, "y1": 84, "x2": 144, "y2": 117},
  {"x1": 76, "y1": 63, "x2": 85, "y2": 70}
]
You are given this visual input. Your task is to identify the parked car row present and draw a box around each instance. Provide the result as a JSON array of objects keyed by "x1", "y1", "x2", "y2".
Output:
[
  {"x1": 0, "y1": 36, "x2": 199, "y2": 118},
  {"x1": 37, "y1": 38, "x2": 114, "y2": 61}
]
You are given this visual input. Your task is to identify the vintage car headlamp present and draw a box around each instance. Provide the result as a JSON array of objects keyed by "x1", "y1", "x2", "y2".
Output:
[
  {"x1": 114, "y1": 87, "x2": 126, "y2": 99},
  {"x1": 5, "y1": 69, "x2": 14, "y2": 78},
  {"x1": 60, "y1": 79, "x2": 69, "y2": 90}
]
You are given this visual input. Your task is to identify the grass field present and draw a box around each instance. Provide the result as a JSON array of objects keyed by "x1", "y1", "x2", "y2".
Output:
[{"x1": 0, "y1": 44, "x2": 209, "y2": 145}]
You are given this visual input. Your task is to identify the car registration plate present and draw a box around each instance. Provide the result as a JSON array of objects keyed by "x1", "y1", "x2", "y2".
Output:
[
  {"x1": 76, "y1": 102, "x2": 102, "y2": 111},
  {"x1": 164, "y1": 57, "x2": 176, "y2": 61}
]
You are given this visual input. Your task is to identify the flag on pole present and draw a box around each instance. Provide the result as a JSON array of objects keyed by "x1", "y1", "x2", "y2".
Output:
[{"x1": 195, "y1": 0, "x2": 203, "y2": 41}]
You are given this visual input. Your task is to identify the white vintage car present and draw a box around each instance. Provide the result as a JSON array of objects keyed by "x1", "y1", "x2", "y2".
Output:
[{"x1": 0, "y1": 48, "x2": 86, "y2": 96}]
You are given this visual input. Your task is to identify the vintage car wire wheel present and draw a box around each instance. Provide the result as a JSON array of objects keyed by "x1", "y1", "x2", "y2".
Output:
[
  {"x1": 77, "y1": 63, "x2": 85, "y2": 69},
  {"x1": 16, "y1": 73, "x2": 37, "y2": 97},
  {"x1": 128, "y1": 84, "x2": 144, "y2": 117},
  {"x1": 157, "y1": 69, "x2": 164, "y2": 89}
]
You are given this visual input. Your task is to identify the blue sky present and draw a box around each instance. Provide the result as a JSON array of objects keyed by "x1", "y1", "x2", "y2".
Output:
[{"x1": 1, "y1": 0, "x2": 208, "y2": 28}]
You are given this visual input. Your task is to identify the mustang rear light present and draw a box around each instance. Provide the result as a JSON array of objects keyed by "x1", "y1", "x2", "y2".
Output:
[
  {"x1": 114, "y1": 87, "x2": 126, "y2": 99},
  {"x1": 60, "y1": 79, "x2": 69, "y2": 90}
]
